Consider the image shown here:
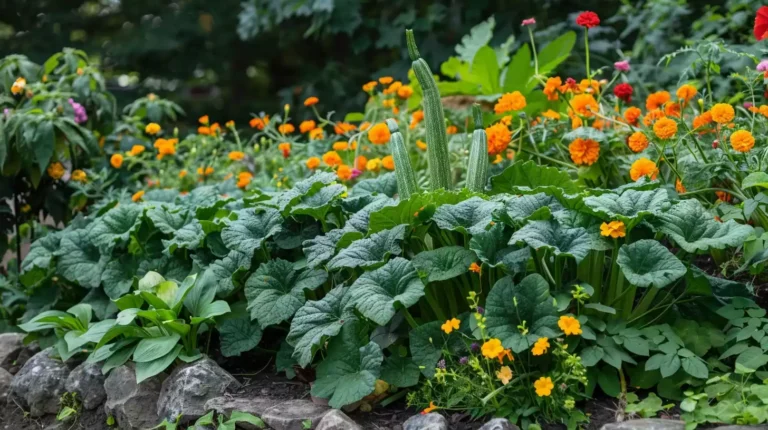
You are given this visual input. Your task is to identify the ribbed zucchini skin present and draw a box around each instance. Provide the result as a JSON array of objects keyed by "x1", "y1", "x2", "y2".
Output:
[
  {"x1": 466, "y1": 104, "x2": 488, "y2": 192},
  {"x1": 406, "y1": 29, "x2": 451, "y2": 190},
  {"x1": 385, "y1": 119, "x2": 418, "y2": 199}
]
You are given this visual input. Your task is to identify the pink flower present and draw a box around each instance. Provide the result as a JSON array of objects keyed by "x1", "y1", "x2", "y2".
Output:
[
  {"x1": 614, "y1": 60, "x2": 630, "y2": 72},
  {"x1": 522, "y1": 18, "x2": 536, "y2": 26},
  {"x1": 757, "y1": 59, "x2": 768, "y2": 72},
  {"x1": 744, "y1": 102, "x2": 754, "y2": 109},
  {"x1": 350, "y1": 168, "x2": 362, "y2": 179}
]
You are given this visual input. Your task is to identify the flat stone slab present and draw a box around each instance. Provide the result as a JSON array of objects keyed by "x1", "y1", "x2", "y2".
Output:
[
  {"x1": 262, "y1": 399, "x2": 330, "y2": 430},
  {"x1": 316, "y1": 409, "x2": 361, "y2": 430},
  {"x1": 601, "y1": 419, "x2": 685, "y2": 430},
  {"x1": 203, "y1": 395, "x2": 279, "y2": 417},
  {"x1": 403, "y1": 413, "x2": 449, "y2": 430}
]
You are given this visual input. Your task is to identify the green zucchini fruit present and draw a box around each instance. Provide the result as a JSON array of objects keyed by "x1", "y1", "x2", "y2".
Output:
[
  {"x1": 466, "y1": 104, "x2": 488, "y2": 192},
  {"x1": 385, "y1": 119, "x2": 418, "y2": 200},
  {"x1": 405, "y1": 29, "x2": 451, "y2": 190}
]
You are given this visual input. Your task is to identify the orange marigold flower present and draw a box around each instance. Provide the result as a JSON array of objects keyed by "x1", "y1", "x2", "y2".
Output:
[
  {"x1": 322, "y1": 151, "x2": 342, "y2": 167},
  {"x1": 11, "y1": 77, "x2": 26, "y2": 95},
  {"x1": 236, "y1": 172, "x2": 253, "y2": 189},
  {"x1": 179, "y1": 170, "x2": 187, "y2": 178},
  {"x1": 711, "y1": 103, "x2": 735, "y2": 124},
  {"x1": 250, "y1": 116, "x2": 269, "y2": 130},
  {"x1": 628, "y1": 132, "x2": 649, "y2": 153},
  {"x1": 199, "y1": 115, "x2": 209, "y2": 125},
  {"x1": 642, "y1": 109, "x2": 666, "y2": 127},
  {"x1": 278, "y1": 142, "x2": 291, "y2": 158},
  {"x1": 278, "y1": 123, "x2": 295, "y2": 135},
  {"x1": 568, "y1": 138, "x2": 600, "y2": 166},
  {"x1": 759, "y1": 105, "x2": 768, "y2": 118},
  {"x1": 645, "y1": 91, "x2": 671, "y2": 111},
  {"x1": 692, "y1": 111, "x2": 712, "y2": 129},
  {"x1": 368, "y1": 123, "x2": 391, "y2": 144},
  {"x1": 359, "y1": 121, "x2": 371, "y2": 131},
  {"x1": 441, "y1": 318, "x2": 460, "y2": 334},
  {"x1": 355, "y1": 155, "x2": 367, "y2": 171},
  {"x1": 543, "y1": 77, "x2": 562, "y2": 101},
  {"x1": 676, "y1": 179, "x2": 686, "y2": 194},
  {"x1": 416, "y1": 139, "x2": 427, "y2": 150},
  {"x1": 653, "y1": 117, "x2": 678, "y2": 139},
  {"x1": 382, "y1": 155, "x2": 395, "y2": 170},
  {"x1": 309, "y1": 127, "x2": 325, "y2": 140},
  {"x1": 534, "y1": 377, "x2": 554, "y2": 397},
  {"x1": 382, "y1": 99, "x2": 395, "y2": 108},
  {"x1": 600, "y1": 221, "x2": 626, "y2": 238},
  {"x1": 571, "y1": 94, "x2": 599, "y2": 117},
  {"x1": 129, "y1": 145, "x2": 145, "y2": 156},
  {"x1": 716, "y1": 191, "x2": 732, "y2": 203},
  {"x1": 378, "y1": 76, "x2": 393, "y2": 85},
  {"x1": 228, "y1": 151, "x2": 245, "y2": 161},
  {"x1": 676, "y1": 84, "x2": 697, "y2": 102},
  {"x1": 663, "y1": 102, "x2": 681, "y2": 118},
  {"x1": 47, "y1": 162, "x2": 65, "y2": 180},
  {"x1": 306, "y1": 157, "x2": 321, "y2": 169},
  {"x1": 558, "y1": 315, "x2": 582, "y2": 336},
  {"x1": 304, "y1": 96, "x2": 319, "y2": 107},
  {"x1": 409, "y1": 110, "x2": 425, "y2": 129},
  {"x1": 197, "y1": 166, "x2": 214, "y2": 176},
  {"x1": 630, "y1": 158, "x2": 658, "y2": 181},
  {"x1": 334, "y1": 122, "x2": 356, "y2": 135},
  {"x1": 300, "y1": 120, "x2": 316, "y2": 133},
  {"x1": 337, "y1": 164, "x2": 353, "y2": 180},
  {"x1": 362, "y1": 81, "x2": 377, "y2": 92},
  {"x1": 71, "y1": 169, "x2": 87, "y2": 183},
  {"x1": 730, "y1": 129, "x2": 755, "y2": 152},
  {"x1": 469, "y1": 262, "x2": 482, "y2": 274},
  {"x1": 145, "y1": 123, "x2": 161, "y2": 135},
  {"x1": 494, "y1": 91, "x2": 527, "y2": 114},
  {"x1": 486, "y1": 123, "x2": 511, "y2": 155},
  {"x1": 154, "y1": 138, "x2": 176, "y2": 159},
  {"x1": 110, "y1": 154, "x2": 124, "y2": 168},
  {"x1": 131, "y1": 190, "x2": 145, "y2": 202},
  {"x1": 333, "y1": 141, "x2": 349, "y2": 151},
  {"x1": 383, "y1": 81, "x2": 402, "y2": 95},
  {"x1": 571, "y1": 115, "x2": 583, "y2": 129},
  {"x1": 579, "y1": 78, "x2": 601, "y2": 94},
  {"x1": 397, "y1": 85, "x2": 414, "y2": 99},
  {"x1": 198, "y1": 126, "x2": 211, "y2": 135},
  {"x1": 446, "y1": 125, "x2": 458, "y2": 135},
  {"x1": 421, "y1": 402, "x2": 438, "y2": 415},
  {"x1": 623, "y1": 106, "x2": 642, "y2": 125},
  {"x1": 542, "y1": 109, "x2": 561, "y2": 120}
]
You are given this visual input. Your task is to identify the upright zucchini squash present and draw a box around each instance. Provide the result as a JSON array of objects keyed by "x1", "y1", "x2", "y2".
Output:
[
  {"x1": 385, "y1": 119, "x2": 418, "y2": 199},
  {"x1": 405, "y1": 29, "x2": 451, "y2": 190},
  {"x1": 466, "y1": 104, "x2": 488, "y2": 192}
]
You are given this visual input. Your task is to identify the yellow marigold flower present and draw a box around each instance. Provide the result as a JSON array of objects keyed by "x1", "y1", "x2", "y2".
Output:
[
  {"x1": 21, "y1": 204, "x2": 31, "y2": 213},
  {"x1": 47, "y1": 162, "x2": 65, "y2": 180},
  {"x1": 759, "y1": 105, "x2": 768, "y2": 118},
  {"x1": 571, "y1": 94, "x2": 599, "y2": 117},
  {"x1": 332, "y1": 141, "x2": 349, "y2": 151},
  {"x1": 653, "y1": 117, "x2": 678, "y2": 139},
  {"x1": 110, "y1": 154, "x2": 124, "y2": 168},
  {"x1": 71, "y1": 169, "x2": 87, "y2": 183},
  {"x1": 630, "y1": 158, "x2": 659, "y2": 181},
  {"x1": 542, "y1": 110, "x2": 561, "y2": 120},
  {"x1": 250, "y1": 116, "x2": 269, "y2": 130},
  {"x1": 154, "y1": 138, "x2": 177, "y2": 160},
  {"x1": 494, "y1": 91, "x2": 527, "y2": 114},
  {"x1": 730, "y1": 130, "x2": 755, "y2": 153},
  {"x1": 366, "y1": 158, "x2": 381, "y2": 172},
  {"x1": 383, "y1": 81, "x2": 402, "y2": 95},
  {"x1": 306, "y1": 157, "x2": 320, "y2": 169},
  {"x1": 378, "y1": 76, "x2": 393, "y2": 85},
  {"x1": 568, "y1": 138, "x2": 600, "y2": 166},
  {"x1": 642, "y1": 109, "x2": 665, "y2": 127},
  {"x1": 309, "y1": 127, "x2": 325, "y2": 140},
  {"x1": 226, "y1": 120, "x2": 235, "y2": 128},
  {"x1": 229, "y1": 151, "x2": 245, "y2": 161},
  {"x1": 381, "y1": 155, "x2": 395, "y2": 170},
  {"x1": 145, "y1": 123, "x2": 161, "y2": 135},
  {"x1": 129, "y1": 145, "x2": 145, "y2": 156},
  {"x1": 422, "y1": 402, "x2": 438, "y2": 415},
  {"x1": 362, "y1": 81, "x2": 377, "y2": 92},
  {"x1": 197, "y1": 166, "x2": 214, "y2": 176},
  {"x1": 236, "y1": 172, "x2": 253, "y2": 189},
  {"x1": 416, "y1": 139, "x2": 427, "y2": 151},
  {"x1": 532, "y1": 337, "x2": 550, "y2": 356},
  {"x1": 397, "y1": 85, "x2": 413, "y2": 99},
  {"x1": 486, "y1": 123, "x2": 511, "y2": 156},
  {"x1": 179, "y1": 170, "x2": 187, "y2": 178},
  {"x1": 711, "y1": 103, "x2": 735, "y2": 124},
  {"x1": 624, "y1": 106, "x2": 642, "y2": 125},
  {"x1": 543, "y1": 77, "x2": 562, "y2": 101},
  {"x1": 628, "y1": 132, "x2": 649, "y2": 153},
  {"x1": 534, "y1": 377, "x2": 554, "y2": 397},
  {"x1": 131, "y1": 190, "x2": 145, "y2": 202},
  {"x1": 481, "y1": 338, "x2": 504, "y2": 359},
  {"x1": 493, "y1": 154, "x2": 504, "y2": 164},
  {"x1": 322, "y1": 151, "x2": 342, "y2": 167},
  {"x1": 199, "y1": 115, "x2": 209, "y2": 125},
  {"x1": 300, "y1": 120, "x2": 316, "y2": 133},
  {"x1": 500, "y1": 115, "x2": 513, "y2": 126},
  {"x1": 600, "y1": 221, "x2": 626, "y2": 238},
  {"x1": 446, "y1": 125, "x2": 458, "y2": 135},
  {"x1": 558, "y1": 315, "x2": 582, "y2": 336},
  {"x1": 337, "y1": 164, "x2": 353, "y2": 180},
  {"x1": 11, "y1": 77, "x2": 26, "y2": 95},
  {"x1": 693, "y1": 111, "x2": 713, "y2": 130},
  {"x1": 360, "y1": 121, "x2": 372, "y2": 131},
  {"x1": 368, "y1": 123, "x2": 391, "y2": 144},
  {"x1": 676, "y1": 179, "x2": 686, "y2": 194},
  {"x1": 304, "y1": 96, "x2": 319, "y2": 107},
  {"x1": 469, "y1": 262, "x2": 481, "y2": 274},
  {"x1": 676, "y1": 84, "x2": 697, "y2": 102},
  {"x1": 645, "y1": 91, "x2": 671, "y2": 111},
  {"x1": 496, "y1": 366, "x2": 513, "y2": 385},
  {"x1": 355, "y1": 155, "x2": 367, "y2": 171},
  {"x1": 278, "y1": 123, "x2": 295, "y2": 135},
  {"x1": 441, "y1": 318, "x2": 460, "y2": 334},
  {"x1": 382, "y1": 99, "x2": 395, "y2": 108}
]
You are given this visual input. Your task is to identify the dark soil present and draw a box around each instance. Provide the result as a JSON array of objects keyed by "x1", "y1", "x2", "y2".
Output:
[{"x1": 0, "y1": 403, "x2": 108, "y2": 430}]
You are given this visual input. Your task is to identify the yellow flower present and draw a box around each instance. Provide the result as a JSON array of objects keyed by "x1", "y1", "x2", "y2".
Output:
[
  {"x1": 486, "y1": 123, "x2": 511, "y2": 155},
  {"x1": 568, "y1": 138, "x2": 600, "y2": 166},
  {"x1": 382, "y1": 155, "x2": 395, "y2": 170},
  {"x1": 534, "y1": 376, "x2": 554, "y2": 397},
  {"x1": 21, "y1": 204, "x2": 31, "y2": 213},
  {"x1": 481, "y1": 338, "x2": 504, "y2": 359},
  {"x1": 416, "y1": 139, "x2": 427, "y2": 151},
  {"x1": 653, "y1": 117, "x2": 677, "y2": 139},
  {"x1": 71, "y1": 169, "x2": 87, "y2": 183},
  {"x1": 309, "y1": 127, "x2": 325, "y2": 140},
  {"x1": 332, "y1": 141, "x2": 349, "y2": 151},
  {"x1": 322, "y1": 151, "x2": 342, "y2": 167},
  {"x1": 306, "y1": 157, "x2": 321, "y2": 169},
  {"x1": 543, "y1": 77, "x2": 562, "y2": 101},
  {"x1": 532, "y1": 337, "x2": 550, "y2": 356},
  {"x1": 421, "y1": 401, "x2": 438, "y2": 415},
  {"x1": 131, "y1": 190, "x2": 145, "y2": 202},
  {"x1": 110, "y1": 154, "x2": 124, "y2": 168},
  {"x1": 368, "y1": 123, "x2": 391, "y2": 144},
  {"x1": 337, "y1": 164, "x2": 353, "y2": 180},
  {"x1": 11, "y1": 77, "x2": 26, "y2": 95},
  {"x1": 542, "y1": 109, "x2": 561, "y2": 120},
  {"x1": 628, "y1": 132, "x2": 649, "y2": 153},
  {"x1": 236, "y1": 172, "x2": 253, "y2": 189},
  {"x1": 558, "y1": 316, "x2": 582, "y2": 336},
  {"x1": 711, "y1": 103, "x2": 735, "y2": 124},
  {"x1": 571, "y1": 94, "x2": 599, "y2": 117},
  {"x1": 378, "y1": 76, "x2": 393, "y2": 85},
  {"x1": 630, "y1": 158, "x2": 659, "y2": 181},
  {"x1": 494, "y1": 91, "x2": 527, "y2": 114},
  {"x1": 496, "y1": 366, "x2": 513, "y2": 385},
  {"x1": 47, "y1": 162, "x2": 65, "y2": 180},
  {"x1": 366, "y1": 158, "x2": 381, "y2": 172},
  {"x1": 225, "y1": 120, "x2": 235, "y2": 128},
  {"x1": 145, "y1": 123, "x2": 161, "y2": 135},
  {"x1": 730, "y1": 130, "x2": 755, "y2": 153},
  {"x1": 197, "y1": 166, "x2": 214, "y2": 176},
  {"x1": 676, "y1": 84, "x2": 697, "y2": 102},
  {"x1": 229, "y1": 151, "x2": 245, "y2": 161},
  {"x1": 179, "y1": 170, "x2": 187, "y2": 178},
  {"x1": 129, "y1": 145, "x2": 145, "y2": 156},
  {"x1": 304, "y1": 96, "x2": 319, "y2": 107},
  {"x1": 154, "y1": 138, "x2": 177, "y2": 160},
  {"x1": 362, "y1": 81, "x2": 377, "y2": 92},
  {"x1": 496, "y1": 349, "x2": 513, "y2": 364},
  {"x1": 600, "y1": 221, "x2": 626, "y2": 238},
  {"x1": 441, "y1": 318, "x2": 460, "y2": 334},
  {"x1": 469, "y1": 262, "x2": 481, "y2": 274}
]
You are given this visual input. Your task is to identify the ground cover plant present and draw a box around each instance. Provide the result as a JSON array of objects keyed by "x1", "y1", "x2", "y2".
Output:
[{"x1": 4, "y1": 5, "x2": 768, "y2": 430}]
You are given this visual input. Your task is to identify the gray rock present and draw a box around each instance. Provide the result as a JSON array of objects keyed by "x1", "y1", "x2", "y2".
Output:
[
  {"x1": 479, "y1": 418, "x2": 519, "y2": 430},
  {"x1": 204, "y1": 395, "x2": 279, "y2": 417},
  {"x1": 104, "y1": 365, "x2": 165, "y2": 430},
  {"x1": 9, "y1": 342, "x2": 41, "y2": 374},
  {"x1": 713, "y1": 427, "x2": 768, "y2": 430},
  {"x1": 403, "y1": 413, "x2": 448, "y2": 430},
  {"x1": 65, "y1": 361, "x2": 106, "y2": 410},
  {"x1": 601, "y1": 419, "x2": 685, "y2": 430},
  {"x1": 0, "y1": 367, "x2": 12, "y2": 401},
  {"x1": 8, "y1": 347, "x2": 71, "y2": 416},
  {"x1": 156, "y1": 357, "x2": 240, "y2": 423},
  {"x1": 262, "y1": 399, "x2": 330, "y2": 430},
  {"x1": 0, "y1": 333, "x2": 24, "y2": 370},
  {"x1": 316, "y1": 410, "x2": 361, "y2": 430}
]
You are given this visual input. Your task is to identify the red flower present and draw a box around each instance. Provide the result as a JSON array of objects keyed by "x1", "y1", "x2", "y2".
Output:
[
  {"x1": 576, "y1": 11, "x2": 600, "y2": 28},
  {"x1": 756, "y1": 6, "x2": 768, "y2": 40},
  {"x1": 613, "y1": 83, "x2": 633, "y2": 103}
]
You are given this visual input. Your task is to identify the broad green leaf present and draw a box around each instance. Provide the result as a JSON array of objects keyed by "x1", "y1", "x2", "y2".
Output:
[
  {"x1": 303, "y1": 229, "x2": 345, "y2": 269},
  {"x1": 510, "y1": 220, "x2": 598, "y2": 263},
  {"x1": 583, "y1": 189, "x2": 670, "y2": 228},
  {"x1": 743, "y1": 172, "x2": 768, "y2": 189},
  {"x1": 272, "y1": 172, "x2": 338, "y2": 212},
  {"x1": 617, "y1": 240, "x2": 686, "y2": 288},
  {"x1": 655, "y1": 200, "x2": 753, "y2": 253},
  {"x1": 226, "y1": 411, "x2": 265, "y2": 429},
  {"x1": 348, "y1": 257, "x2": 424, "y2": 326},
  {"x1": 195, "y1": 300, "x2": 231, "y2": 321},
  {"x1": 735, "y1": 347, "x2": 768, "y2": 371},
  {"x1": 470, "y1": 46, "x2": 500, "y2": 94},
  {"x1": 286, "y1": 287, "x2": 357, "y2": 367},
  {"x1": 484, "y1": 274, "x2": 559, "y2": 353},
  {"x1": 490, "y1": 161, "x2": 580, "y2": 196},
  {"x1": 138, "y1": 271, "x2": 166, "y2": 291},
  {"x1": 500, "y1": 193, "x2": 563, "y2": 225},
  {"x1": 218, "y1": 313, "x2": 263, "y2": 357},
  {"x1": 21, "y1": 232, "x2": 60, "y2": 273},
  {"x1": 221, "y1": 208, "x2": 282, "y2": 257},
  {"x1": 580, "y1": 346, "x2": 604, "y2": 367},
  {"x1": 681, "y1": 356, "x2": 708, "y2": 379},
  {"x1": 310, "y1": 322, "x2": 383, "y2": 409},
  {"x1": 102, "y1": 344, "x2": 137, "y2": 374},
  {"x1": 351, "y1": 172, "x2": 398, "y2": 197},
  {"x1": 411, "y1": 246, "x2": 475, "y2": 283},
  {"x1": 432, "y1": 197, "x2": 502, "y2": 235},
  {"x1": 380, "y1": 355, "x2": 420, "y2": 388},
  {"x1": 133, "y1": 335, "x2": 180, "y2": 362},
  {"x1": 101, "y1": 256, "x2": 137, "y2": 299},
  {"x1": 537, "y1": 31, "x2": 577, "y2": 75},
  {"x1": 469, "y1": 223, "x2": 531, "y2": 272},
  {"x1": 368, "y1": 189, "x2": 469, "y2": 233},
  {"x1": 455, "y1": 16, "x2": 495, "y2": 63},
  {"x1": 291, "y1": 183, "x2": 345, "y2": 221},
  {"x1": 146, "y1": 205, "x2": 194, "y2": 234},
  {"x1": 34, "y1": 121, "x2": 55, "y2": 173},
  {"x1": 245, "y1": 258, "x2": 328, "y2": 328},
  {"x1": 503, "y1": 44, "x2": 532, "y2": 92},
  {"x1": 196, "y1": 250, "x2": 251, "y2": 297},
  {"x1": 88, "y1": 204, "x2": 144, "y2": 253},
  {"x1": 326, "y1": 224, "x2": 407, "y2": 270},
  {"x1": 55, "y1": 229, "x2": 108, "y2": 289},
  {"x1": 410, "y1": 320, "x2": 467, "y2": 378},
  {"x1": 135, "y1": 344, "x2": 182, "y2": 383},
  {"x1": 162, "y1": 220, "x2": 204, "y2": 255},
  {"x1": 68, "y1": 303, "x2": 93, "y2": 327}
]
